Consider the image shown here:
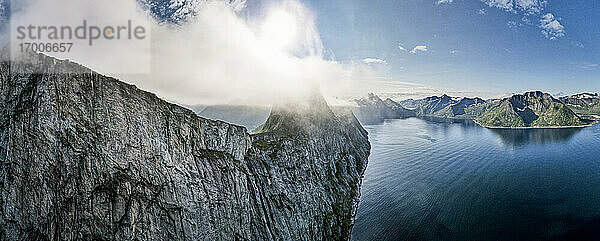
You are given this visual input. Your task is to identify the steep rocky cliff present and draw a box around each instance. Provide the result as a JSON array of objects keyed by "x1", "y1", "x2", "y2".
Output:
[{"x1": 0, "y1": 52, "x2": 370, "y2": 240}]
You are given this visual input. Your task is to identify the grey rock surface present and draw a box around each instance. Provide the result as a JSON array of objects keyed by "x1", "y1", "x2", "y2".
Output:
[{"x1": 0, "y1": 52, "x2": 370, "y2": 240}]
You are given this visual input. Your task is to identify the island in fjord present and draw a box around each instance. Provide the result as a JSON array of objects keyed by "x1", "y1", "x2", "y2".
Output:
[
  {"x1": 475, "y1": 91, "x2": 594, "y2": 128},
  {"x1": 352, "y1": 91, "x2": 599, "y2": 129}
]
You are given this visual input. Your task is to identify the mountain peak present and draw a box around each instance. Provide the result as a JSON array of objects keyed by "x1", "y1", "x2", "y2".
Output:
[
  {"x1": 367, "y1": 93, "x2": 383, "y2": 102},
  {"x1": 477, "y1": 91, "x2": 586, "y2": 127},
  {"x1": 259, "y1": 93, "x2": 336, "y2": 135},
  {"x1": 570, "y1": 93, "x2": 599, "y2": 99},
  {"x1": 1, "y1": 50, "x2": 371, "y2": 240},
  {"x1": 350, "y1": 93, "x2": 415, "y2": 124}
]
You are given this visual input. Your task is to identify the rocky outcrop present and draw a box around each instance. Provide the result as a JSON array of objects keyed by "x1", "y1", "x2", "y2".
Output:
[
  {"x1": 414, "y1": 94, "x2": 455, "y2": 116},
  {"x1": 0, "y1": 52, "x2": 370, "y2": 240}
]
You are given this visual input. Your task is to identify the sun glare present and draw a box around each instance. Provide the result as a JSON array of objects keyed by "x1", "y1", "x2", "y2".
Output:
[{"x1": 261, "y1": 9, "x2": 298, "y2": 51}]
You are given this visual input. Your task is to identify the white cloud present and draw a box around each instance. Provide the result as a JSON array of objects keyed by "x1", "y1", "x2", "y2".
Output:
[
  {"x1": 481, "y1": 0, "x2": 546, "y2": 14},
  {"x1": 578, "y1": 62, "x2": 599, "y2": 71},
  {"x1": 482, "y1": 0, "x2": 515, "y2": 12},
  {"x1": 515, "y1": 0, "x2": 547, "y2": 14},
  {"x1": 479, "y1": 1, "x2": 567, "y2": 40},
  {"x1": 507, "y1": 20, "x2": 522, "y2": 30},
  {"x1": 398, "y1": 43, "x2": 407, "y2": 51},
  {"x1": 9, "y1": 0, "x2": 385, "y2": 105},
  {"x1": 521, "y1": 16, "x2": 532, "y2": 25},
  {"x1": 362, "y1": 57, "x2": 387, "y2": 65},
  {"x1": 539, "y1": 13, "x2": 565, "y2": 39},
  {"x1": 9, "y1": 0, "x2": 152, "y2": 73},
  {"x1": 410, "y1": 45, "x2": 428, "y2": 54},
  {"x1": 436, "y1": 0, "x2": 454, "y2": 5},
  {"x1": 397, "y1": 44, "x2": 428, "y2": 54},
  {"x1": 477, "y1": 9, "x2": 487, "y2": 15}
]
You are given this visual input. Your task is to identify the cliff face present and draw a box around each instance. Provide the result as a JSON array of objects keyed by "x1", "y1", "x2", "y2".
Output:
[{"x1": 0, "y1": 52, "x2": 370, "y2": 240}]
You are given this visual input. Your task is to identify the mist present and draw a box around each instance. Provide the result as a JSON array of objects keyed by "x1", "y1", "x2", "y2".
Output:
[{"x1": 6, "y1": 0, "x2": 386, "y2": 107}]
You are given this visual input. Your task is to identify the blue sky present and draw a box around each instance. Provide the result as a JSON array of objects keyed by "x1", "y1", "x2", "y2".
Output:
[{"x1": 300, "y1": 0, "x2": 599, "y2": 98}]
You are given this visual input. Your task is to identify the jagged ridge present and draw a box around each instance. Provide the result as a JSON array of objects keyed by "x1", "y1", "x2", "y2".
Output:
[
  {"x1": 351, "y1": 93, "x2": 415, "y2": 124},
  {"x1": 391, "y1": 92, "x2": 593, "y2": 128},
  {"x1": 477, "y1": 91, "x2": 586, "y2": 127},
  {"x1": 0, "y1": 52, "x2": 370, "y2": 240},
  {"x1": 559, "y1": 93, "x2": 600, "y2": 120}
]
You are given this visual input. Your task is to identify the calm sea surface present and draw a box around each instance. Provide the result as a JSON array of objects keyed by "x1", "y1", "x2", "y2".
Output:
[{"x1": 351, "y1": 118, "x2": 600, "y2": 241}]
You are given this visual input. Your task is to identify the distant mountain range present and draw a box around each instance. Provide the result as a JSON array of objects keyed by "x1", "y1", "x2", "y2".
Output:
[
  {"x1": 190, "y1": 91, "x2": 599, "y2": 129},
  {"x1": 399, "y1": 94, "x2": 490, "y2": 119},
  {"x1": 559, "y1": 93, "x2": 600, "y2": 120},
  {"x1": 476, "y1": 91, "x2": 588, "y2": 128},
  {"x1": 350, "y1": 93, "x2": 415, "y2": 124},
  {"x1": 364, "y1": 91, "x2": 599, "y2": 128}
]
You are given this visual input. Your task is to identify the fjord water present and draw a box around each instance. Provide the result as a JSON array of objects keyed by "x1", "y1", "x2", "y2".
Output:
[{"x1": 352, "y1": 118, "x2": 600, "y2": 241}]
